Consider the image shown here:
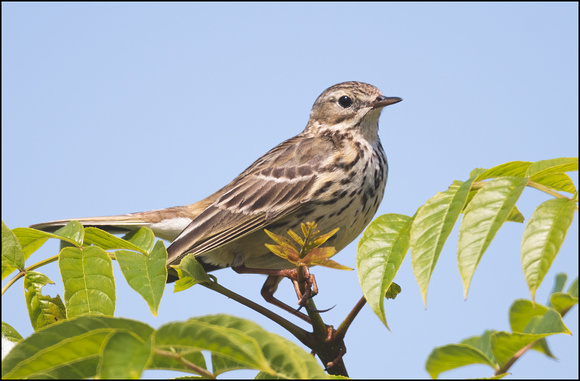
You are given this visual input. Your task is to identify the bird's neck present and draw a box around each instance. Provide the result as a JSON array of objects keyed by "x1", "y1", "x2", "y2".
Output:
[{"x1": 304, "y1": 110, "x2": 382, "y2": 145}]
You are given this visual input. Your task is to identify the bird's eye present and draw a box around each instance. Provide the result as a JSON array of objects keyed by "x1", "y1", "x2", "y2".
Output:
[{"x1": 338, "y1": 95, "x2": 353, "y2": 108}]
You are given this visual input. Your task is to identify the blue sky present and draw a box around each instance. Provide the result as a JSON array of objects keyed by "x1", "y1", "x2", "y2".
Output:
[{"x1": 2, "y1": 3, "x2": 578, "y2": 379}]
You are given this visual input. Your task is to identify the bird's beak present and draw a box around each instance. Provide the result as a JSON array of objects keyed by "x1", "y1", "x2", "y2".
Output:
[{"x1": 371, "y1": 95, "x2": 403, "y2": 109}]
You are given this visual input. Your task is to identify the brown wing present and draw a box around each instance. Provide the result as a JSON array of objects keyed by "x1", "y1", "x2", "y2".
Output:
[{"x1": 166, "y1": 133, "x2": 333, "y2": 266}]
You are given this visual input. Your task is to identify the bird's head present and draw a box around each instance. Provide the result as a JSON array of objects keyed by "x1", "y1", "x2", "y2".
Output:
[{"x1": 305, "y1": 81, "x2": 402, "y2": 140}]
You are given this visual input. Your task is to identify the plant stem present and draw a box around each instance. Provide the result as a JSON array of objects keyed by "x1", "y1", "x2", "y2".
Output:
[
  {"x1": 305, "y1": 298, "x2": 328, "y2": 341},
  {"x1": 527, "y1": 180, "x2": 574, "y2": 200},
  {"x1": 1, "y1": 254, "x2": 60, "y2": 295},
  {"x1": 473, "y1": 179, "x2": 574, "y2": 201}
]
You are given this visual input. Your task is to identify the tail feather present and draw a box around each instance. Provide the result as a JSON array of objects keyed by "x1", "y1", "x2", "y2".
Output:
[
  {"x1": 28, "y1": 200, "x2": 214, "y2": 242},
  {"x1": 29, "y1": 214, "x2": 150, "y2": 236},
  {"x1": 29, "y1": 193, "x2": 223, "y2": 284}
]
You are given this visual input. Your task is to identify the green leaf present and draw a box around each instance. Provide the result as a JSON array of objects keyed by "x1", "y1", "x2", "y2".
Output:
[
  {"x1": 146, "y1": 347, "x2": 206, "y2": 373},
  {"x1": 506, "y1": 205, "x2": 525, "y2": 223},
  {"x1": 2, "y1": 322, "x2": 23, "y2": 343},
  {"x1": 122, "y1": 227, "x2": 156, "y2": 253},
  {"x1": 84, "y1": 227, "x2": 147, "y2": 254},
  {"x1": 458, "y1": 177, "x2": 528, "y2": 298},
  {"x1": 509, "y1": 299, "x2": 549, "y2": 333},
  {"x1": 470, "y1": 167, "x2": 488, "y2": 178},
  {"x1": 265, "y1": 242, "x2": 300, "y2": 263},
  {"x1": 521, "y1": 198, "x2": 576, "y2": 302},
  {"x1": 425, "y1": 343, "x2": 497, "y2": 379},
  {"x1": 97, "y1": 331, "x2": 152, "y2": 379},
  {"x1": 306, "y1": 249, "x2": 352, "y2": 270},
  {"x1": 460, "y1": 330, "x2": 498, "y2": 365},
  {"x1": 550, "y1": 273, "x2": 568, "y2": 295},
  {"x1": 286, "y1": 228, "x2": 304, "y2": 246},
  {"x1": 530, "y1": 172, "x2": 577, "y2": 194},
  {"x1": 198, "y1": 315, "x2": 326, "y2": 378},
  {"x1": 13, "y1": 224, "x2": 83, "y2": 259},
  {"x1": 53, "y1": 221, "x2": 85, "y2": 246},
  {"x1": 475, "y1": 161, "x2": 532, "y2": 181},
  {"x1": 525, "y1": 308, "x2": 571, "y2": 334},
  {"x1": 492, "y1": 309, "x2": 571, "y2": 368},
  {"x1": 2, "y1": 221, "x2": 25, "y2": 280},
  {"x1": 10, "y1": 229, "x2": 50, "y2": 259},
  {"x1": 154, "y1": 316, "x2": 275, "y2": 375},
  {"x1": 59, "y1": 246, "x2": 116, "y2": 317},
  {"x1": 550, "y1": 293, "x2": 578, "y2": 316},
  {"x1": 1, "y1": 316, "x2": 154, "y2": 379},
  {"x1": 550, "y1": 274, "x2": 578, "y2": 316},
  {"x1": 509, "y1": 299, "x2": 555, "y2": 358},
  {"x1": 357, "y1": 214, "x2": 412, "y2": 329},
  {"x1": 266, "y1": 224, "x2": 341, "y2": 266},
  {"x1": 491, "y1": 332, "x2": 538, "y2": 369},
  {"x1": 525, "y1": 157, "x2": 578, "y2": 177},
  {"x1": 24, "y1": 272, "x2": 67, "y2": 330},
  {"x1": 410, "y1": 174, "x2": 478, "y2": 306},
  {"x1": 568, "y1": 277, "x2": 578, "y2": 298},
  {"x1": 305, "y1": 246, "x2": 336, "y2": 260},
  {"x1": 308, "y1": 227, "x2": 340, "y2": 250},
  {"x1": 301, "y1": 222, "x2": 311, "y2": 238},
  {"x1": 264, "y1": 229, "x2": 296, "y2": 248},
  {"x1": 116, "y1": 240, "x2": 167, "y2": 316},
  {"x1": 463, "y1": 186, "x2": 525, "y2": 225},
  {"x1": 172, "y1": 253, "x2": 210, "y2": 292}
]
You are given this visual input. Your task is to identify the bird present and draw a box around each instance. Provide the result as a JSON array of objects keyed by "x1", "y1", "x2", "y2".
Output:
[{"x1": 31, "y1": 81, "x2": 402, "y2": 319}]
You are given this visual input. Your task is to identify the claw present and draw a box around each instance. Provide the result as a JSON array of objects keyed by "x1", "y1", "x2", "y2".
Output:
[{"x1": 305, "y1": 304, "x2": 336, "y2": 313}]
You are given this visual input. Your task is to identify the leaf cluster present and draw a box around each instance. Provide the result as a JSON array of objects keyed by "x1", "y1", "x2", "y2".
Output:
[
  {"x1": 425, "y1": 274, "x2": 578, "y2": 378},
  {"x1": 2, "y1": 314, "x2": 326, "y2": 379},
  {"x1": 265, "y1": 222, "x2": 351, "y2": 270},
  {"x1": 356, "y1": 158, "x2": 578, "y2": 329},
  {"x1": 1, "y1": 222, "x2": 328, "y2": 378}
]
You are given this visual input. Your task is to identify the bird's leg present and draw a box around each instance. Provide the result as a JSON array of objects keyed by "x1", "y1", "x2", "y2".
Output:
[
  {"x1": 231, "y1": 266, "x2": 318, "y2": 323},
  {"x1": 295, "y1": 266, "x2": 318, "y2": 307},
  {"x1": 291, "y1": 267, "x2": 334, "y2": 314},
  {"x1": 260, "y1": 275, "x2": 311, "y2": 324},
  {"x1": 232, "y1": 266, "x2": 316, "y2": 305}
]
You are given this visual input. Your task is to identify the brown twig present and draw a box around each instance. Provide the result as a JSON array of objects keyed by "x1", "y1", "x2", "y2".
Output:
[{"x1": 335, "y1": 296, "x2": 367, "y2": 342}]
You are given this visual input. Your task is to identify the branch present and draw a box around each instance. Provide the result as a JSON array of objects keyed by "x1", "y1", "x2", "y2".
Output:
[
  {"x1": 305, "y1": 298, "x2": 349, "y2": 377},
  {"x1": 201, "y1": 272, "x2": 350, "y2": 377},
  {"x1": 335, "y1": 296, "x2": 367, "y2": 342},
  {"x1": 200, "y1": 277, "x2": 314, "y2": 348}
]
